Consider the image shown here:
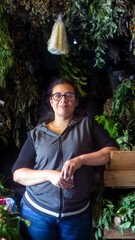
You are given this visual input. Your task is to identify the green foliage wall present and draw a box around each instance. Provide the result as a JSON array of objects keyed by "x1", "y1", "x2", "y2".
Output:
[{"x1": 0, "y1": 0, "x2": 135, "y2": 149}]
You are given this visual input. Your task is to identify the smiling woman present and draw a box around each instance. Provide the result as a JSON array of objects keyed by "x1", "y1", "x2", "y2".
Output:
[
  {"x1": 12, "y1": 76, "x2": 118, "y2": 240},
  {"x1": 49, "y1": 82, "x2": 78, "y2": 127}
]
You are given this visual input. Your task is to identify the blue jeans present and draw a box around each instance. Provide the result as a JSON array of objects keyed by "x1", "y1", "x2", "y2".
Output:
[{"x1": 20, "y1": 200, "x2": 91, "y2": 240}]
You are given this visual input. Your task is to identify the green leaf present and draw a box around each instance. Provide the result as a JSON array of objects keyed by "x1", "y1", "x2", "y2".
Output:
[
  {"x1": 119, "y1": 221, "x2": 132, "y2": 230},
  {"x1": 131, "y1": 225, "x2": 135, "y2": 233},
  {"x1": 98, "y1": 227, "x2": 102, "y2": 238}
]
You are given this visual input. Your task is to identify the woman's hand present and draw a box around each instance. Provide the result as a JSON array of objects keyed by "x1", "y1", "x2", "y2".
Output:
[
  {"x1": 60, "y1": 158, "x2": 82, "y2": 180},
  {"x1": 60, "y1": 147, "x2": 118, "y2": 180},
  {"x1": 49, "y1": 170, "x2": 74, "y2": 188}
]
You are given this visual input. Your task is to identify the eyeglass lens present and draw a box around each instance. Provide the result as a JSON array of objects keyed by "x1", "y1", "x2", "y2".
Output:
[{"x1": 52, "y1": 93, "x2": 75, "y2": 101}]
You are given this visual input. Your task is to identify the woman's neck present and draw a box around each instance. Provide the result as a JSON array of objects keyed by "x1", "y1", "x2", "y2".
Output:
[
  {"x1": 47, "y1": 116, "x2": 73, "y2": 135},
  {"x1": 53, "y1": 116, "x2": 73, "y2": 127}
]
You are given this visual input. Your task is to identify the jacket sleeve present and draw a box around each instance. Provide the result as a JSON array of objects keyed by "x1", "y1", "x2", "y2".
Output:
[
  {"x1": 90, "y1": 118, "x2": 118, "y2": 150},
  {"x1": 12, "y1": 136, "x2": 36, "y2": 173}
]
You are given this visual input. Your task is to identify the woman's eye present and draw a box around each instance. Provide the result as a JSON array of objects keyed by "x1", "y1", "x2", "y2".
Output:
[
  {"x1": 66, "y1": 94, "x2": 72, "y2": 98},
  {"x1": 56, "y1": 93, "x2": 61, "y2": 98}
]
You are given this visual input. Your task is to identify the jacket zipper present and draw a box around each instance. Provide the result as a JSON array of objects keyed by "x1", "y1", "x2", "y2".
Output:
[
  {"x1": 58, "y1": 126, "x2": 72, "y2": 219},
  {"x1": 58, "y1": 136, "x2": 63, "y2": 219}
]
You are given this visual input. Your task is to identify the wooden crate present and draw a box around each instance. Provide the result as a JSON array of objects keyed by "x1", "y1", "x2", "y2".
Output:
[
  {"x1": 104, "y1": 151, "x2": 135, "y2": 187},
  {"x1": 104, "y1": 225, "x2": 135, "y2": 239}
]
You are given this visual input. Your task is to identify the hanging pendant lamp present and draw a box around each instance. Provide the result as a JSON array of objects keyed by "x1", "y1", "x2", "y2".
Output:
[{"x1": 47, "y1": 14, "x2": 68, "y2": 55}]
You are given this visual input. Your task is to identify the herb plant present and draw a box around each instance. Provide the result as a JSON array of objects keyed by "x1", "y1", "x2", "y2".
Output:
[{"x1": 93, "y1": 191, "x2": 135, "y2": 240}]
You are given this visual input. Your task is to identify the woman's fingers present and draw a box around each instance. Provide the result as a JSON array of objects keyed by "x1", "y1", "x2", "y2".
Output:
[
  {"x1": 61, "y1": 160, "x2": 76, "y2": 180},
  {"x1": 49, "y1": 170, "x2": 74, "y2": 188},
  {"x1": 58, "y1": 178, "x2": 74, "y2": 188}
]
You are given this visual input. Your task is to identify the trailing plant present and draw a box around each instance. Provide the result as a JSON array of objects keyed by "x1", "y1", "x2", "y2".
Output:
[
  {"x1": 65, "y1": 0, "x2": 125, "y2": 68},
  {"x1": 93, "y1": 191, "x2": 135, "y2": 240},
  {"x1": 0, "y1": 1, "x2": 13, "y2": 87},
  {"x1": 58, "y1": 51, "x2": 89, "y2": 96},
  {"x1": 95, "y1": 78, "x2": 135, "y2": 150}
]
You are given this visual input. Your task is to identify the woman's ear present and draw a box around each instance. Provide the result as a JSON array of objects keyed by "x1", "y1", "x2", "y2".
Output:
[{"x1": 49, "y1": 97, "x2": 53, "y2": 107}]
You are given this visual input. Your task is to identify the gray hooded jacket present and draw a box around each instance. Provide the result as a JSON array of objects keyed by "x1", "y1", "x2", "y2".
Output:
[{"x1": 13, "y1": 116, "x2": 117, "y2": 219}]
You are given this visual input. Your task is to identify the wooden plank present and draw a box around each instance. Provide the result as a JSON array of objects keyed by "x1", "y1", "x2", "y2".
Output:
[
  {"x1": 104, "y1": 171, "x2": 135, "y2": 187},
  {"x1": 104, "y1": 225, "x2": 135, "y2": 239},
  {"x1": 105, "y1": 162, "x2": 110, "y2": 171},
  {"x1": 110, "y1": 151, "x2": 135, "y2": 171}
]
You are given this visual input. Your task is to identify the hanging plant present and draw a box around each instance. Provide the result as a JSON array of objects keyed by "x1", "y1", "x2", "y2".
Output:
[
  {"x1": 0, "y1": 1, "x2": 13, "y2": 87},
  {"x1": 65, "y1": 0, "x2": 126, "y2": 68},
  {"x1": 58, "y1": 51, "x2": 89, "y2": 96}
]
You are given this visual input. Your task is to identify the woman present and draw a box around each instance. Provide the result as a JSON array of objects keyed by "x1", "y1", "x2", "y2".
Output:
[{"x1": 12, "y1": 77, "x2": 118, "y2": 240}]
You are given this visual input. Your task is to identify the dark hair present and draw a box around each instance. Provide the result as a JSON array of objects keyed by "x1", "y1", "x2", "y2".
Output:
[{"x1": 47, "y1": 76, "x2": 79, "y2": 99}]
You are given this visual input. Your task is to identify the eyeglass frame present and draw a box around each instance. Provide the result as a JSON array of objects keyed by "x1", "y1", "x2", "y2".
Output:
[{"x1": 51, "y1": 92, "x2": 76, "y2": 101}]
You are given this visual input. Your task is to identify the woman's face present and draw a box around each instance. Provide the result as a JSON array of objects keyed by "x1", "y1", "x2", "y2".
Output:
[{"x1": 50, "y1": 83, "x2": 78, "y2": 119}]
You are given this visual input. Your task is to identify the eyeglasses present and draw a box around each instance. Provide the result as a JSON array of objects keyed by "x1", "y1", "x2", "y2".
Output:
[{"x1": 51, "y1": 92, "x2": 76, "y2": 101}]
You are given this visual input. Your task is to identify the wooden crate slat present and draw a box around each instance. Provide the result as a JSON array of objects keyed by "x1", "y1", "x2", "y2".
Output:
[
  {"x1": 104, "y1": 171, "x2": 135, "y2": 187},
  {"x1": 104, "y1": 225, "x2": 135, "y2": 239},
  {"x1": 110, "y1": 151, "x2": 135, "y2": 171}
]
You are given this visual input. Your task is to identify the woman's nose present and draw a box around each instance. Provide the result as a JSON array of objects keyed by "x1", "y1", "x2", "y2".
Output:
[{"x1": 60, "y1": 95, "x2": 68, "y2": 102}]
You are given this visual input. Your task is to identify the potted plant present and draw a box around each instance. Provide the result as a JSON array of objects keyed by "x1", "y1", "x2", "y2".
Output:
[{"x1": 93, "y1": 190, "x2": 135, "y2": 240}]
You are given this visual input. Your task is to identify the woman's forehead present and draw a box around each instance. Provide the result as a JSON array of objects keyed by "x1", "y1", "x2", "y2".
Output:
[{"x1": 52, "y1": 83, "x2": 74, "y2": 93}]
